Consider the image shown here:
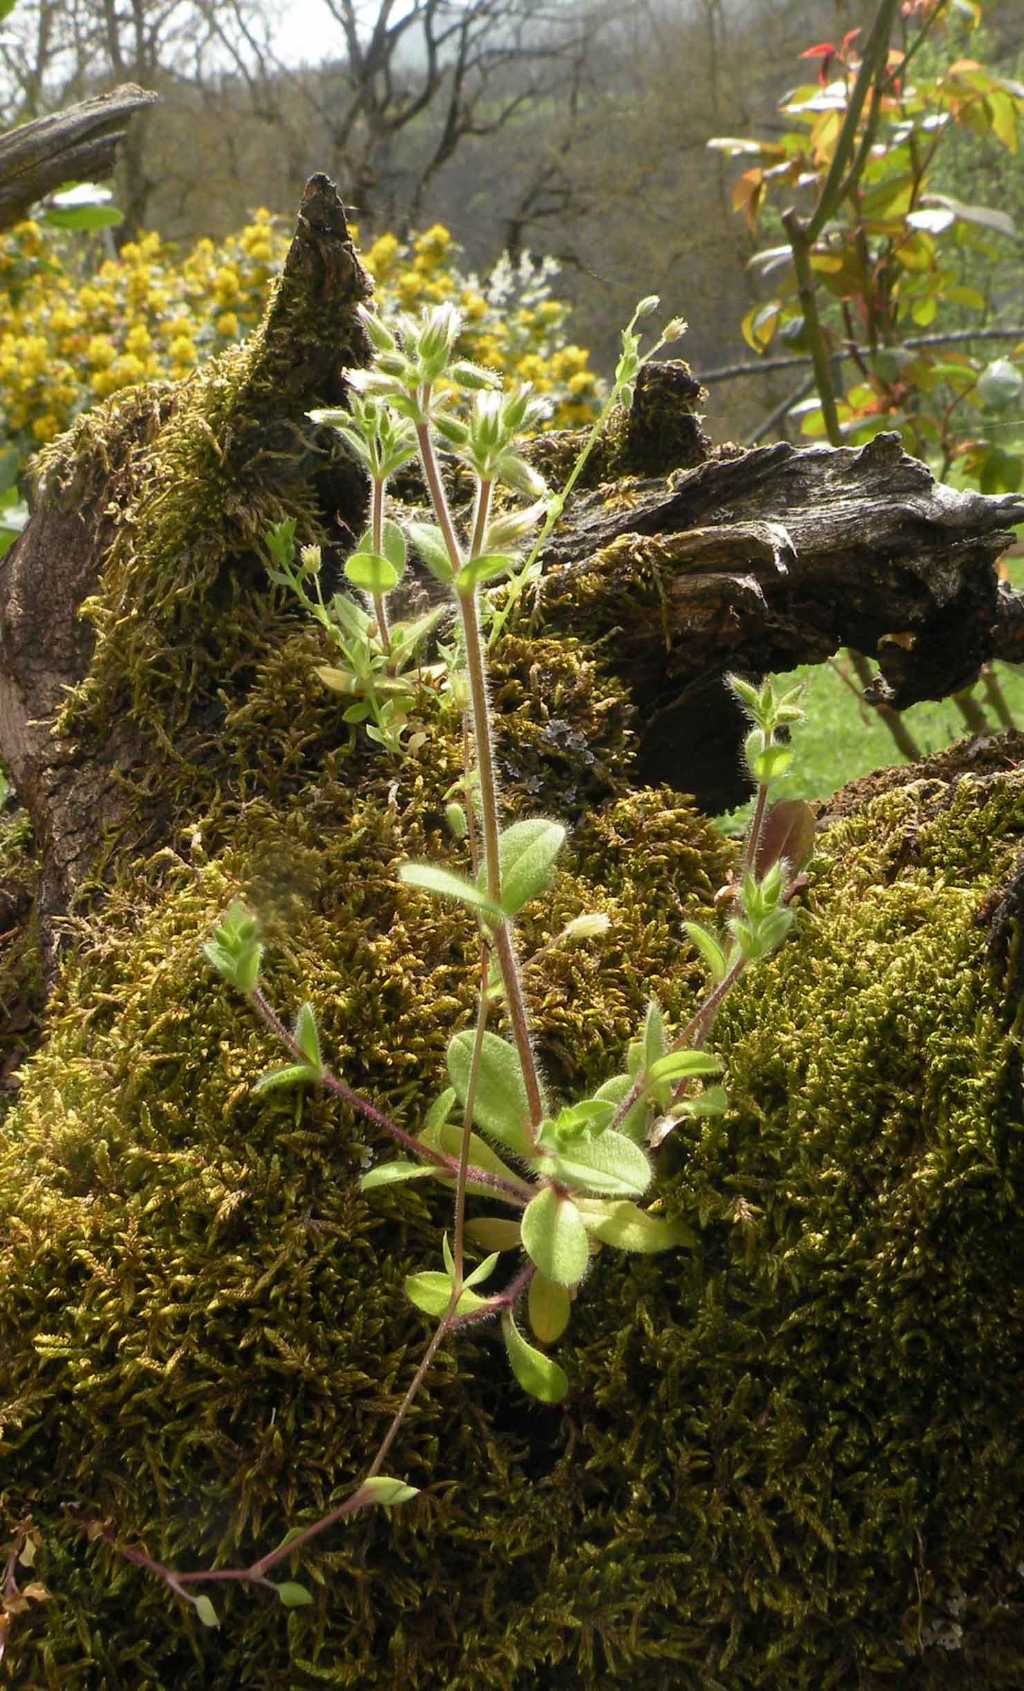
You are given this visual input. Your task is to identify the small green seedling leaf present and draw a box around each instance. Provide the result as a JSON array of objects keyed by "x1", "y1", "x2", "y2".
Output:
[
  {"x1": 404, "y1": 1272, "x2": 492, "y2": 1318},
  {"x1": 521, "y1": 1187, "x2": 589, "y2": 1287},
  {"x1": 646, "y1": 1050, "x2": 723, "y2": 1086},
  {"x1": 380, "y1": 518, "x2": 407, "y2": 572},
  {"x1": 502, "y1": 1312, "x2": 569, "y2": 1403},
  {"x1": 192, "y1": 1595, "x2": 219, "y2": 1629},
  {"x1": 642, "y1": 999, "x2": 667, "y2": 1074},
  {"x1": 683, "y1": 921, "x2": 728, "y2": 983},
  {"x1": 583, "y1": 1198, "x2": 697, "y2": 1253},
  {"x1": 354, "y1": 1476, "x2": 420, "y2": 1507},
  {"x1": 545, "y1": 1129, "x2": 652, "y2": 1198},
  {"x1": 203, "y1": 899, "x2": 263, "y2": 995},
  {"x1": 294, "y1": 1002, "x2": 324, "y2": 1076},
  {"x1": 528, "y1": 1272, "x2": 572, "y2": 1343},
  {"x1": 447, "y1": 1030, "x2": 537, "y2": 1155},
  {"x1": 482, "y1": 819, "x2": 566, "y2": 916},
  {"x1": 593, "y1": 1074, "x2": 648, "y2": 1145},
  {"x1": 457, "y1": 551, "x2": 517, "y2": 592},
  {"x1": 345, "y1": 549, "x2": 401, "y2": 594},
  {"x1": 272, "y1": 1582, "x2": 315, "y2": 1608},
  {"x1": 464, "y1": 1216, "x2": 523, "y2": 1251},
  {"x1": 407, "y1": 520, "x2": 455, "y2": 585},
  {"x1": 400, "y1": 862, "x2": 503, "y2": 922},
  {"x1": 541, "y1": 1098, "x2": 617, "y2": 1145},
  {"x1": 464, "y1": 1250, "x2": 501, "y2": 1289},
  {"x1": 252, "y1": 1063, "x2": 320, "y2": 1095},
  {"x1": 360, "y1": 1160, "x2": 436, "y2": 1191}
]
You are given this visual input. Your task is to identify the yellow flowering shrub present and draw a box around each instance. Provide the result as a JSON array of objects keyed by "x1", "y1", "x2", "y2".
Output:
[{"x1": 0, "y1": 211, "x2": 599, "y2": 469}]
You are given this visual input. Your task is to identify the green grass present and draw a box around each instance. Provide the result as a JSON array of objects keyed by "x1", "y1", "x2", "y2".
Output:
[{"x1": 716, "y1": 656, "x2": 1024, "y2": 832}]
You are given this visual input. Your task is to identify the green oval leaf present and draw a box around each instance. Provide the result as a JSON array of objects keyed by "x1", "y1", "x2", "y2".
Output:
[
  {"x1": 404, "y1": 1271, "x2": 492, "y2": 1318},
  {"x1": 582, "y1": 1198, "x2": 697, "y2": 1253},
  {"x1": 360, "y1": 1160, "x2": 436, "y2": 1191},
  {"x1": 593, "y1": 1074, "x2": 648, "y2": 1146},
  {"x1": 380, "y1": 518, "x2": 407, "y2": 572},
  {"x1": 464, "y1": 1249, "x2": 501, "y2": 1289},
  {"x1": 192, "y1": 1595, "x2": 219, "y2": 1628},
  {"x1": 315, "y1": 665, "x2": 361, "y2": 696},
  {"x1": 464, "y1": 1217, "x2": 523, "y2": 1252},
  {"x1": 528, "y1": 1272, "x2": 572, "y2": 1343},
  {"x1": 547, "y1": 1129, "x2": 652, "y2": 1198},
  {"x1": 647, "y1": 1050, "x2": 723, "y2": 1085},
  {"x1": 407, "y1": 520, "x2": 455, "y2": 585},
  {"x1": 399, "y1": 862, "x2": 503, "y2": 922},
  {"x1": 294, "y1": 1001, "x2": 323, "y2": 1076},
  {"x1": 682, "y1": 922, "x2": 728, "y2": 984},
  {"x1": 457, "y1": 551, "x2": 517, "y2": 593},
  {"x1": 502, "y1": 1311, "x2": 569, "y2": 1403},
  {"x1": 422, "y1": 1119, "x2": 527, "y2": 1188},
  {"x1": 521, "y1": 1187, "x2": 589, "y2": 1287},
  {"x1": 345, "y1": 550, "x2": 400, "y2": 594},
  {"x1": 354, "y1": 1475, "x2": 420, "y2": 1507},
  {"x1": 272, "y1": 1581, "x2": 315, "y2": 1608},
  {"x1": 478, "y1": 819, "x2": 566, "y2": 917},
  {"x1": 447, "y1": 1030, "x2": 537, "y2": 1155}
]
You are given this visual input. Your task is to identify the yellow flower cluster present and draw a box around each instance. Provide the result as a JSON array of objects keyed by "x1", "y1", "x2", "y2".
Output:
[{"x1": 0, "y1": 214, "x2": 599, "y2": 460}]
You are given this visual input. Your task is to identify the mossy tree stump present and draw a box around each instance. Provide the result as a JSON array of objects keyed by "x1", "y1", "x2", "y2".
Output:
[{"x1": 0, "y1": 178, "x2": 1023, "y2": 1687}]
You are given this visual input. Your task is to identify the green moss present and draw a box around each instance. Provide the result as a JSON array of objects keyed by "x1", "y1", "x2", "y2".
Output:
[{"x1": 1, "y1": 752, "x2": 1021, "y2": 1687}]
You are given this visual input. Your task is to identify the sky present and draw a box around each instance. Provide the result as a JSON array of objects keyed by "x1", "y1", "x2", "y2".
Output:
[
  {"x1": 268, "y1": 1, "x2": 427, "y2": 67},
  {"x1": 272, "y1": 1, "x2": 340, "y2": 66}
]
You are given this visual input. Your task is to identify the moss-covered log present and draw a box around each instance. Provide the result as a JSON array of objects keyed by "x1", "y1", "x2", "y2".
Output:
[{"x1": 0, "y1": 177, "x2": 1022, "y2": 1686}]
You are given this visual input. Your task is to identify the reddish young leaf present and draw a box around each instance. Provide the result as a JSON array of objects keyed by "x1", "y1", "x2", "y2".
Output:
[{"x1": 754, "y1": 800, "x2": 817, "y2": 880}]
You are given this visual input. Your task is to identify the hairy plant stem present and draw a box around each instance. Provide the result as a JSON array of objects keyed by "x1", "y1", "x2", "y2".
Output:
[
  {"x1": 742, "y1": 781, "x2": 769, "y2": 874},
  {"x1": 459, "y1": 580, "x2": 545, "y2": 1137},
  {"x1": 453, "y1": 947, "x2": 492, "y2": 1286},
  {"x1": 249, "y1": 987, "x2": 529, "y2": 1205},
  {"x1": 370, "y1": 476, "x2": 391, "y2": 654},
  {"x1": 415, "y1": 409, "x2": 545, "y2": 1135}
]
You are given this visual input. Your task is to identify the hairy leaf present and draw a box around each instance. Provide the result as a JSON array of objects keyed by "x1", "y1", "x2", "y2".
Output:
[
  {"x1": 447, "y1": 1030, "x2": 537, "y2": 1155},
  {"x1": 521, "y1": 1187, "x2": 589, "y2": 1286},
  {"x1": 528, "y1": 1272, "x2": 572, "y2": 1343},
  {"x1": 360, "y1": 1161, "x2": 436, "y2": 1191},
  {"x1": 545, "y1": 1129, "x2": 652, "y2": 1198},
  {"x1": 502, "y1": 1312, "x2": 569, "y2": 1403},
  {"x1": 399, "y1": 862, "x2": 502, "y2": 921},
  {"x1": 583, "y1": 1198, "x2": 697, "y2": 1253}
]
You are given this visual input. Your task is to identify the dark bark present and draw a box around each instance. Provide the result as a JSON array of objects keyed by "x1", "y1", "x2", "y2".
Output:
[
  {"x1": 0, "y1": 84, "x2": 159, "y2": 232},
  {"x1": 535, "y1": 431, "x2": 1024, "y2": 809}
]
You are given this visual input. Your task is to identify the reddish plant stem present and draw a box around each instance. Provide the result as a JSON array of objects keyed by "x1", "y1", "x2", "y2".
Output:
[
  {"x1": 369, "y1": 476, "x2": 392, "y2": 654},
  {"x1": 249, "y1": 988, "x2": 529, "y2": 1205}
]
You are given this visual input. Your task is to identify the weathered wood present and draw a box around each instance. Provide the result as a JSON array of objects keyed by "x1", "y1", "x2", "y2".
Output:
[
  {"x1": 0, "y1": 84, "x2": 159, "y2": 232},
  {"x1": 536, "y1": 432, "x2": 1024, "y2": 808}
]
